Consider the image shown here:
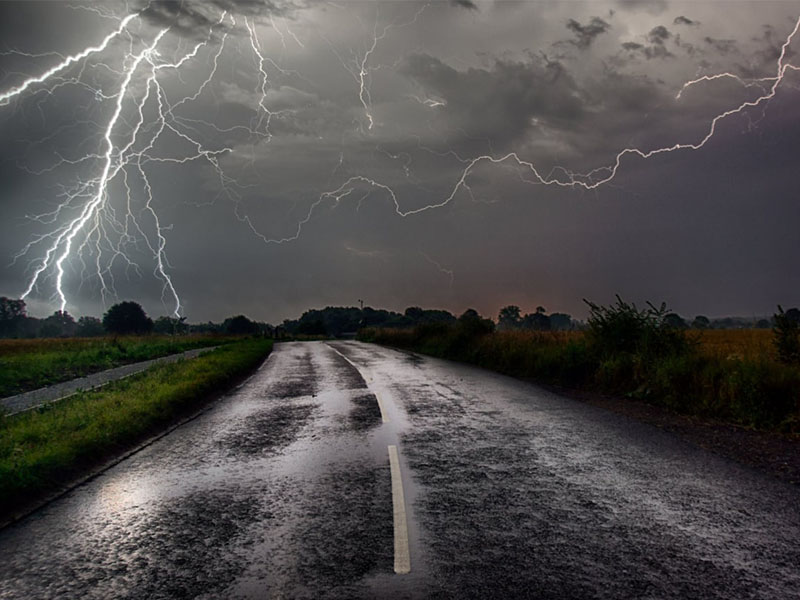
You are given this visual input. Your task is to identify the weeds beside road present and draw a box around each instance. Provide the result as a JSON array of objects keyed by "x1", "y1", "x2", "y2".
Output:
[
  {"x1": 0, "y1": 338, "x2": 272, "y2": 520},
  {"x1": 0, "y1": 335, "x2": 236, "y2": 398}
]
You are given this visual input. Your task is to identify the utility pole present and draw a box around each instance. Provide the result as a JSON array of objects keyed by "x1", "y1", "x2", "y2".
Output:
[{"x1": 358, "y1": 299, "x2": 364, "y2": 310}]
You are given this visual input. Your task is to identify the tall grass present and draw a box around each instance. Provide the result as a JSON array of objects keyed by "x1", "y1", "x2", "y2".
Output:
[
  {"x1": 0, "y1": 338, "x2": 272, "y2": 518},
  {"x1": 0, "y1": 335, "x2": 235, "y2": 397}
]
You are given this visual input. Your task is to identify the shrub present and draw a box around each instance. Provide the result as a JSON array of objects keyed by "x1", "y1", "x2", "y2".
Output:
[
  {"x1": 773, "y1": 305, "x2": 800, "y2": 364},
  {"x1": 584, "y1": 296, "x2": 692, "y2": 362}
]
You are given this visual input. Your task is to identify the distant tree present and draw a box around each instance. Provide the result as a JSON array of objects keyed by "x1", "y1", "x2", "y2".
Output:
[
  {"x1": 76, "y1": 316, "x2": 105, "y2": 337},
  {"x1": 522, "y1": 310, "x2": 550, "y2": 331},
  {"x1": 664, "y1": 313, "x2": 687, "y2": 329},
  {"x1": 223, "y1": 315, "x2": 260, "y2": 335},
  {"x1": 756, "y1": 318, "x2": 772, "y2": 329},
  {"x1": 691, "y1": 315, "x2": 710, "y2": 329},
  {"x1": 404, "y1": 306, "x2": 424, "y2": 322},
  {"x1": 0, "y1": 297, "x2": 27, "y2": 338},
  {"x1": 40, "y1": 310, "x2": 77, "y2": 338},
  {"x1": 296, "y1": 318, "x2": 327, "y2": 336},
  {"x1": 498, "y1": 305, "x2": 522, "y2": 330},
  {"x1": 458, "y1": 308, "x2": 495, "y2": 336},
  {"x1": 154, "y1": 316, "x2": 188, "y2": 335},
  {"x1": 103, "y1": 301, "x2": 154, "y2": 335},
  {"x1": 549, "y1": 313, "x2": 573, "y2": 331}
]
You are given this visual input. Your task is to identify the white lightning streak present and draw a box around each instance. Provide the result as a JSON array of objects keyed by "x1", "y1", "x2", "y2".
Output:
[
  {"x1": 0, "y1": 13, "x2": 137, "y2": 105},
  {"x1": 42, "y1": 30, "x2": 169, "y2": 312}
]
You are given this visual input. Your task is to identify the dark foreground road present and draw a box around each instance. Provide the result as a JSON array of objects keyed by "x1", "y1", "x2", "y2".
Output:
[{"x1": 1, "y1": 341, "x2": 798, "y2": 599}]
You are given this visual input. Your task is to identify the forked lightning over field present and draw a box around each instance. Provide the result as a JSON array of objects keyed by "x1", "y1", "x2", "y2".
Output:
[{"x1": 0, "y1": 1, "x2": 798, "y2": 322}]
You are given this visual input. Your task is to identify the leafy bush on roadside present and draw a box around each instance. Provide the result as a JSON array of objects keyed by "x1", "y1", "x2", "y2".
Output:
[
  {"x1": 584, "y1": 295, "x2": 692, "y2": 362},
  {"x1": 773, "y1": 305, "x2": 800, "y2": 364}
]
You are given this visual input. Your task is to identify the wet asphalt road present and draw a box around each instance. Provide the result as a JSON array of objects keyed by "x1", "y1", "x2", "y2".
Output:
[{"x1": 1, "y1": 341, "x2": 799, "y2": 599}]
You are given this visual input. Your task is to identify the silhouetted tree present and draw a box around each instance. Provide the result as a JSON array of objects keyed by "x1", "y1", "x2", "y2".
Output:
[
  {"x1": 103, "y1": 301, "x2": 154, "y2": 335},
  {"x1": 0, "y1": 297, "x2": 27, "y2": 338},
  {"x1": 77, "y1": 316, "x2": 105, "y2": 337},
  {"x1": 458, "y1": 309, "x2": 495, "y2": 336},
  {"x1": 40, "y1": 310, "x2": 77, "y2": 338},
  {"x1": 154, "y1": 316, "x2": 188, "y2": 335},
  {"x1": 692, "y1": 315, "x2": 710, "y2": 329},
  {"x1": 664, "y1": 313, "x2": 687, "y2": 329},
  {"x1": 223, "y1": 315, "x2": 260, "y2": 335},
  {"x1": 498, "y1": 305, "x2": 522, "y2": 330},
  {"x1": 549, "y1": 313, "x2": 573, "y2": 331},
  {"x1": 522, "y1": 310, "x2": 550, "y2": 331}
]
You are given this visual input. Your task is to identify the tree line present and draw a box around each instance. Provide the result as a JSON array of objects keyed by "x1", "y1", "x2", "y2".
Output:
[{"x1": 0, "y1": 297, "x2": 271, "y2": 338}]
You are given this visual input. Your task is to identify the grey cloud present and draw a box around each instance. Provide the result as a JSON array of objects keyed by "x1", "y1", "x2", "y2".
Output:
[
  {"x1": 674, "y1": 15, "x2": 698, "y2": 26},
  {"x1": 401, "y1": 53, "x2": 585, "y2": 149},
  {"x1": 565, "y1": 17, "x2": 611, "y2": 49},
  {"x1": 648, "y1": 25, "x2": 671, "y2": 45},
  {"x1": 138, "y1": 0, "x2": 291, "y2": 36},
  {"x1": 450, "y1": 0, "x2": 479, "y2": 10},
  {"x1": 620, "y1": 26, "x2": 674, "y2": 60}
]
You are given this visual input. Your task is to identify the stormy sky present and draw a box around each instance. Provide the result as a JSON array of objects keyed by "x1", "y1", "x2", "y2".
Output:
[{"x1": 0, "y1": 1, "x2": 798, "y2": 323}]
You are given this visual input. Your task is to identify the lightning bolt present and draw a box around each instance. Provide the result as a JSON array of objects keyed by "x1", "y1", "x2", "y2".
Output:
[
  {"x1": 288, "y1": 14, "x2": 800, "y2": 232},
  {"x1": 5, "y1": 9, "x2": 243, "y2": 316},
  {"x1": 2, "y1": 6, "x2": 798, "y2": 318}
]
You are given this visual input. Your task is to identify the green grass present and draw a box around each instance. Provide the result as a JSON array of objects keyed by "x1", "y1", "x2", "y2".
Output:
[
  {"x1": 0, "y1": 335, "x2": 237, "y2": 398},
  {"x1": 359, "y1": 326, "x2": 800, "y2": 433},
  {"x1": 0, "y1": 338, "x2": 272, "y2": 518}
]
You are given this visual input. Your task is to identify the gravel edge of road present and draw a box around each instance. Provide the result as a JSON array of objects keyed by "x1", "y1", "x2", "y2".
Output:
[
  {"x1": 0, "y1": 350, "x2": 271, "y2": 531},
  {"x1": 534, "y1": 382, "x2": 800, "y2": 486}
]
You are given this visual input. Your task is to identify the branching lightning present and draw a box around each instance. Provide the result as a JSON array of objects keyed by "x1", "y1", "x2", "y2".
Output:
[{"x1": 2, "y1": 4, "x2": 798, "y2": 317}]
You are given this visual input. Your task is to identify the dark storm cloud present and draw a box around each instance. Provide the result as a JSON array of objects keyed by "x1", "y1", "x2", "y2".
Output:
[
  {"x1": 674, "y1": 16, "x2": 698, "y2": 26},
  {"x1": 139, "y1": 0, "x2": 290, "y2": 36},
  {"x1": 450, "y1": 0, "x2": 479, "y2": 11},
  {"x1": 648, "y1": 25, "x2": 671, "y2": 45},
  {"x1": 401, "y1": 53, "x2": 585, "y2": 148},
  {"x1": 565, "y1": 17, "x2": 611, "y2": 49},
  {"x1": 2, "y1": 0, "x2": 799, "y2": 323}
]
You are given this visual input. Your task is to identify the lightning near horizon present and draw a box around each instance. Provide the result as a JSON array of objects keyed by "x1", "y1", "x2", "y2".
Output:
[{"x1": 1, "y1": 4, "x2": 798, "y2": 317}]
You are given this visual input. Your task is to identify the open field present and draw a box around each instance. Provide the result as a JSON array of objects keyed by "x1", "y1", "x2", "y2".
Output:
[
  {"x1": 0, "y1": 338, "x2": 272, "y2": 518},
  {"x1": 0, "y1": 335, "x2": 237, "y2": 398}
]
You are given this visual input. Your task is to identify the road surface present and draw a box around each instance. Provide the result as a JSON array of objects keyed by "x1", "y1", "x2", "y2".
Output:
[{"x1": 0, "y1": 341, "x2": 798, "y2": 599}]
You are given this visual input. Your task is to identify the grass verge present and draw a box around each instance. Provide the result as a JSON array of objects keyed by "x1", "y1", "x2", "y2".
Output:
[
  {"x1": 0, "y1": 338, "x2": 272, "y2": 520},
  {"x1": 0, "y1": 335, "x2": 236, "y2": 398}
]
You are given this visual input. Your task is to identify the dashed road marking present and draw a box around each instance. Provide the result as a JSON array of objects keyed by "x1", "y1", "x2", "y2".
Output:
[
  {"x1": 327, "y1": 344, "x2": 389, "y2": 423},
  {"x1": 388, "y1": 444, "x2": 411, "y2": 574}
]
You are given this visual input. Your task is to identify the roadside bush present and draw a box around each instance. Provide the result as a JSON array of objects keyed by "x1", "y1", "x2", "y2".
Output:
[
  {"x1": 773, "y1": 306, "x2": 800, "y2": 364},
  {"x1": 584, "y1": 296, "x2": 692, "y2": 362}
]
